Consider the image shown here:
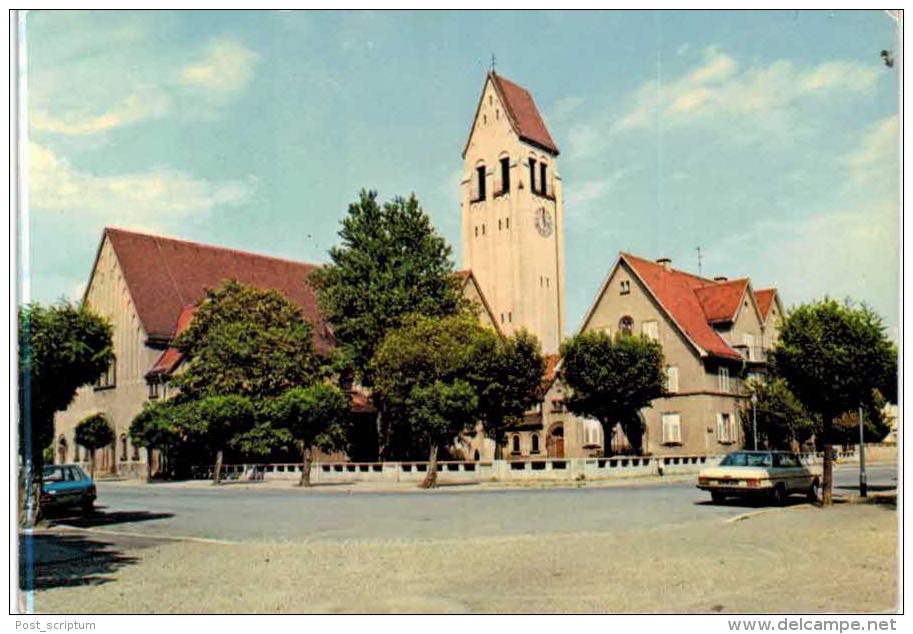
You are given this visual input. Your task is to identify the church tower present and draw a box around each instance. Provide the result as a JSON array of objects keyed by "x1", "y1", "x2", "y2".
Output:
[{"x1": 461, "y1": 72, "x2": 565, "y2": 354}]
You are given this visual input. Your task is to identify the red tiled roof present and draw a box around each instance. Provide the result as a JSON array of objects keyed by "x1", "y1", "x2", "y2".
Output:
[
  {"x1": 148, "y1": 305, "x2": 196, "y2": 376},
  {"x1": 102, "y1": 227, "x2": 332, "y2": 353},
  {"x1": 694, "y1": 279, "x2": 749, "y2": 323},
  {"x1": 755, "y1": 289, "x2": 777, "y2": 320},
  {"x1": 621, "y1": 254, "x2": 742, "y2": 360},
  {"x1": 491, "y1": 73, "x2": 559, "y2": 155},
  {"x1": 536, "y1": 354, "x2": 561, "y2": 398}
]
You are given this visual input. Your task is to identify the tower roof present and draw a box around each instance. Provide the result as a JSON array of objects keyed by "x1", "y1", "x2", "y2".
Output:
[{"x1": 463, "y1": 72, "x2": 559, "y2": 157}]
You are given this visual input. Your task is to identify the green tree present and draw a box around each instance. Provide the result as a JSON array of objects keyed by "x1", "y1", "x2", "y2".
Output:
[
  {"x1": 741, "y1": 377, "x2": 818, "y2": 451},
  {"x1": 371, "y1": 313, "x2": 486, "y2": 486},
  {"x1": 309, "y1": 190, "x2": 466, "y2": 457},
  {"x1": 173, "y1": 279, "x2": 321, "y2": 402},
  {"x1": 75, "y1": 413, "x2": 115, "y2": 479},
  {"x1": 266, "y1": 384, "x2": 350, "y2": 486},
  {"x1": 18, "y1": 302, "x2": 113, "y2": 525},
  {"x1": 471, "y1": 329, "x2": 545, "y2": 459},
  {"x1": 771, "y1": 299, "x2": 897, "y2": 505},
  {"x1": 560, "y1": 330, "x2": 666, "y2": 455},
  {"x1": 178, "y1": 395, "x2": 256, "y2": 484},
  {"x1": 129, "y1": 401, "x2": 180, "y2": 481}
]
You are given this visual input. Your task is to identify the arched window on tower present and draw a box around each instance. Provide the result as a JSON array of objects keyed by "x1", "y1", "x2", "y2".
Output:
[
  {"x1": 528, "y1": 157, "x2": 537, "y2": 192},
  {"x1": 539, "y1": 161, "x2": 548, "y2": 196},
  {"x1": 473, "y1": 164, "x2": 487, "y2": 202}
]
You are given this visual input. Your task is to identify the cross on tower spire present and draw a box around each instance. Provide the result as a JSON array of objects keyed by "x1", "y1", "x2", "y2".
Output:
[{"x1": 490, "y1": 53, "x2": 497, "y2": 73}]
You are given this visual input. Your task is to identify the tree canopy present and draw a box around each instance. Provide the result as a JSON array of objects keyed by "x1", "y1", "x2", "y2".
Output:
[
  {"x1": 560, "y1": 330, "x2": 666, "y2": 454},
  {"x1": 75, "y1": 413, "x2": 115, "y2": 478},
  {"x1": 176, "y1": 394, "x2": 256, "y2": 484},
  {"x1": 470, "y1": 329, "x2": 545, "y2": 458},
  {"x1": 173, "y1": 279, "x2": 322, "y2": 402},
  {"x1": 266, "y1": 383, "x2": 351, "y2": 486},
  {"x1": 129, "y1": 401, "x2": 181, "y2": 480},
  {"x1": 18, "y1": 302, "x2": 114, "y2": 463},
  {"x1": 371, "y1": 313, "x2": 487, "y2": 486},
  {"x1": 771, "y1": 299, "x2": 897, "y2": 504},
  {"x1": 309, "y1": 190, "x2": 466, "y2": 387},
  {"x1": 741, "y1": 377, "x2": 818, "y2": 451}
]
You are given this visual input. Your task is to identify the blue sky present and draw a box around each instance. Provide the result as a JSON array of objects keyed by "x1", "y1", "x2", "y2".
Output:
[{"x1": 23, "y1": 10, "x2": 900, "y2": 337}]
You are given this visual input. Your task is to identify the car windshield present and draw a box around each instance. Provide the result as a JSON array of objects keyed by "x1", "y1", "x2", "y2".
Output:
[
  {"x1": 720, "y1": 452, "x2": 772, "y2": 467},
  {"x1": 42, "y1": 466, "x2": 66, "y2": 482}
]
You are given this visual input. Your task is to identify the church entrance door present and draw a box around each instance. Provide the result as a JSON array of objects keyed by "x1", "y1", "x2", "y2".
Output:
[{"x1": 547, "y1": 424, "x2": 565, "y2": 458}]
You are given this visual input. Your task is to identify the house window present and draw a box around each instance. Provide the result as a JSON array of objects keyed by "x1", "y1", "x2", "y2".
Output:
[
  {"x1": 528, "y1": 158, "x2": 537, "y2": 192},
  {"x1": 642, "y1": 320, "x2": 659, "y2": 341},
  {"x1": 132, "y1": 441, "x2": 140, "y2": 461},
  {"x1": 119, "y1": 434, "x2": 128, "y2": 462},
  {"x1": 512, "y1": 434, "x2": 521, "y2": 454},
  {"x1": 662, "y1": 413, "x2": 682, "y2": 444},
  {"x1": 475, "y1": 165, "x2": 487, "y2": 201},
  {"x1": 718, "y1": 367, "x2": 731, "y2": 392},
  {"x1": 499, "y1": 156, "x2": 510, "y2": 194},
  {"x1": 148, "y1": 379, "x2": 160, "y2": 399},
  {"x1": 619, "y1": 316, "x2": 634, "y2": 336},
  {"x1": 539, "y1": 162, "x2": 547, "y2": 196},
  {"x1": 666, "y1": 366, "x2": 679, "y2": 393},
  {"x1": 717, "y1": 413, "x2": 734, "y2": 443},
  {"x1": 95, "y1": 359, "x2": 117, "y2": 389},
  {"x1": 551, "y1": 399, "x2": 564, "y2": 413},
  {"x1": 531, "y1": 434, "x2": 540, "y2": 454},
  {"x1": 620, "y1": 280, "x2": 631, "y2": 295}
]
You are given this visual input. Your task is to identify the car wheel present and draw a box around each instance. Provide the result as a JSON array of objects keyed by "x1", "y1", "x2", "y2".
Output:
[
  {"x1": 807, "y1": 480, "x2": 820, "y2": 503},
  {"x1": 710, "y1": 491, "x2": 725, "y2": 504},
  {"x1": 769, "y1": 485, "x2": 786, "y2": 506}
]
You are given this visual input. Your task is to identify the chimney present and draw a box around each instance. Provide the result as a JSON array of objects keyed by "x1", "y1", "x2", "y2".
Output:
[
  {"x1": 714, "y1": 276, "x2": 728, "y2": 283},
  {"x1": 656, "y1": 257, "x2": 672, "y2": 271}
]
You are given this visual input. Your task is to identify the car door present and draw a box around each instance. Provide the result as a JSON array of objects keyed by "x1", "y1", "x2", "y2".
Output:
[{"x1": 773, "y1": 453, "x2": 807, "y2": 492}]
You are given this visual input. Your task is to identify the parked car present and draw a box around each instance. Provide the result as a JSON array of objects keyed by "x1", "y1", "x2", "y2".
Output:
[
  {"x1": 40, "y1": 464, "x2": 96, "y2": 515},
  {"x1": 697, "y1": 450, "x2": 821, "y2": 504}
]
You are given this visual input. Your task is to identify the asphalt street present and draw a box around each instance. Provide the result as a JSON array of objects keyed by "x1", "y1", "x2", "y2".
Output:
[{"x1": 46, "y1": 463, "x2": 897, "y2": 543}]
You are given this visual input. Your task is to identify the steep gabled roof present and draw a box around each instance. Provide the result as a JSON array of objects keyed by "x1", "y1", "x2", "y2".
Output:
[
  {"x1": 100, "y1": 227, "x2": 333, "y2": 351},
  {"x1": 463, "y1": 72, "x2": 559, "y2": 157},
  {"x1": 754, "y1": 288, "x2": 778, "y2": 321},
  {"x1": 456, "y1": 269, "x2": 503, "y2": 336},
  {"x1": 694, "y1": 278, "x2": 750, "y2": 324}
]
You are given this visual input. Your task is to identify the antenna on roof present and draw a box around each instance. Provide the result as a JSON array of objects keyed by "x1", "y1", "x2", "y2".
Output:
[{"x1": 696, "y1": 246, "x2": 703, "y2": 276}]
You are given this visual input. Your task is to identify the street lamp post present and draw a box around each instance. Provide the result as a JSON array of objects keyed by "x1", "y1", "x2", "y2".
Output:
[
  {"x1": 750, "y1": 393, "x2": 758, "y2": 451},
  {"x1": 858, "y1": 405, "x2": 867, "y2": 498}
]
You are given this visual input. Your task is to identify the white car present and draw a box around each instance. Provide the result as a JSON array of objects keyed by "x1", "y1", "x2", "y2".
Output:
[{"x1": 698, "y1": 450, "x2": 821, "y2": 504}]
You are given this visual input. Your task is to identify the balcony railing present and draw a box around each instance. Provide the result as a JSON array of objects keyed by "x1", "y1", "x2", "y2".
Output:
[{"x1": 733, "y1": 345, "x2": 767, "y2": 363}]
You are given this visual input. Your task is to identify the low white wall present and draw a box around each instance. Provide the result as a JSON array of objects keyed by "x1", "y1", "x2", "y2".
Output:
[{"x1": 199, "y1": 455, "x2": 727, "y2": 484}]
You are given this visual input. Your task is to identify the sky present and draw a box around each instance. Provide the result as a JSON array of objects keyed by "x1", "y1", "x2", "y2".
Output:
[{"x1": 21, "y1": 10, "x2": 900, "y2": 338}]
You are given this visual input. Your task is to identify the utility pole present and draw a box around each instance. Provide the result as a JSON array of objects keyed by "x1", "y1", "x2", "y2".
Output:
[
  {"x1": 858, "y1": 405, "x2": 867, "y2": 497},
  {"x1": 751, "y1": 393, "x2": 758, "y2": 450}
]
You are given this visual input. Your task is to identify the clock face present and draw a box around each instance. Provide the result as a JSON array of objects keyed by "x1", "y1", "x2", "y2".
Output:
[{"x1": 535, "y1": 207, "x2": 553, "y2": 237}]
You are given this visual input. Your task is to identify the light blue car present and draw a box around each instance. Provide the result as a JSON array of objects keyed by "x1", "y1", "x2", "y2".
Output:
[{"x1": 40, "y1": 464, "x2": 96, "y2": 515}]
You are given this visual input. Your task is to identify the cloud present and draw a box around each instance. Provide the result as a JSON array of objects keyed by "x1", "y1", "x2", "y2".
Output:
[
  {"x1": 31, "y1": 85, "x2": 170, "y2": 136},
  {"x1": 180, "y1": 39, "x2": 259, "y2": 93},
  {"x1": 844, "y1": 115, "x2": 898, "y2": 188},
  {"x1": 612, "y1": 47, "x2": 880, "y2": 134},
  {"x1": 28, "y1": 142, "x2": 255, "y2": 222}
]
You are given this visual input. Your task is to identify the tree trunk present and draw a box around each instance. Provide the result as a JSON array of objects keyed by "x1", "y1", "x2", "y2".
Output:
[
  {"x1": 20, "y1": 455, "x2": 42, "y2": 528},
  {"x1": 89, "y1": 450, "x2": 96, "y2": 480},
  {"x1": 375, "y1": 409, "x2": 386, "y2": 461},
  {"x1": 821, "y1": 417, "x2": 834, "y2": 506},
  {"x1": 420, "y1": 444, "x2": 439, "y2": 489},
  {"x1": 212, "y1": 449, "x2": 223, "y2": 485},
  {"x1": 145, "y1": 447, "x2": 153, "y2": 482},
  {"x1": 299, "y1": 443, "x2": 313, "y2": 487}
]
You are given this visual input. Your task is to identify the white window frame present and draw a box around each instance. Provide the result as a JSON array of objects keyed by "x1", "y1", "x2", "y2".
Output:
[
  {"x1": 717, "y1": 413, "x2": 734, "y2": 444},
  {"x1": 642, "y1": 319, "x2": 659, "y2": 341},
  {"x1": 718, "y1": 367, "x2": 731, "y2": 392},
  {"x1": 665, "y1": 366, "x2": 679, "y2": 393},
  {"x1": 662, "y1": 413, "x2": 682, "y2": 444}
]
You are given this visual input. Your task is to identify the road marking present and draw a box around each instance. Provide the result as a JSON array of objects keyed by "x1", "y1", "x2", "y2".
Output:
[
  {"x1": 725, "y1": 503, "x2": 812, "y2": 524},
  {"x1": 53, "y1": 524, "x2": 237, "y2": 545}
]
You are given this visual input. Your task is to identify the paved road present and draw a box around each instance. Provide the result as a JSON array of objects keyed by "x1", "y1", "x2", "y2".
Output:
[{"x1": 51, "y1": 464, "x2": 897, "y2": 542}]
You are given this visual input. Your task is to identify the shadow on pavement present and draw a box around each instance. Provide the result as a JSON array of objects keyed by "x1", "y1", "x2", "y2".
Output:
[
  {"x1": 18, "y1": 532, "x2": 140, "y2": 591},
  {"x1": 695, "y1": 496, "x2": 812, "y2": 509},
  {"x1": 835, "y1": 484, "x2": 897, "y2": 492},
  {"x1": 47, "y1": 508, "x2": 174, "y2": 529}
]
